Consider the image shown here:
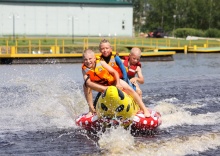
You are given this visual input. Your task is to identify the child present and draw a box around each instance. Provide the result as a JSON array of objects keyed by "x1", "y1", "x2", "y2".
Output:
[
  {"x1": 122, "y1": 47, "x2": 144, "y2": 98},
  {"x1": 92, "y1": 39, "x2": 135, "y2": 106},
  {"x1": 98, "y1": 39, "x2": 129, "y2": 83},
  {"x1": 82, "y1": 49, "x2": 150, "y2": 118}
]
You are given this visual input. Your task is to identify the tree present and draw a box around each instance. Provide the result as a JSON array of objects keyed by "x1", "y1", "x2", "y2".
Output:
[
  {"x1": 132, "y1": 0, "x2": 147, "y2": 33},
  {"x1": 132, "y1": 0, "x2": 220, "y2": 34}
]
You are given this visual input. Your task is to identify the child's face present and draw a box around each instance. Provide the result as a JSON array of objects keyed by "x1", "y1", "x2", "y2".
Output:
[
  {"x1": 129, "y1": 54, "x2": 140, "y2": 65},
  {"x1": 83, "y1": 53, "x2": 96, "y2": 68},
  {"x1": 99, "y1": 43, "x2": 112, "y2": 57}
]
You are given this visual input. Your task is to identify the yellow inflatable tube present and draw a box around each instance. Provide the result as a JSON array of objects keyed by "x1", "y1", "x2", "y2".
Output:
[{"x1": 96, "y1": 86, "x2": 140, "y2": 120}]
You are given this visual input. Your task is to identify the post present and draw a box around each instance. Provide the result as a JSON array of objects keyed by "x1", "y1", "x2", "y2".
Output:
[
  {"x1": 9, "y1": 13, "x2": 19, "y2": 42},
  {"x1": 72, "y1": 16, "x2": 74, "y2": 44},
  {"x1": 13, "y1": 14, "x2": 15, "y2": 42},
  {"x1": 194, "y1": 45, "x2": 197, "y2": 50},
  {"x1": 173, "y1": 15, "x2": 176, "y2": 37},
  {"x1": 184, "y1": 45, "x2": 188, "y2": 54}
]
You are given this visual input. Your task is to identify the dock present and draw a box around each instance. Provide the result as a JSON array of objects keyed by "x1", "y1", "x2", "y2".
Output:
[
  {"x1": 119, "y1": 51, "x2": 176, "y2": 61},
  {"x1": 187, "y1": 46, "x2": 220, "y2": 53},
  {"x1": 124, "y1": 44, "x2": 220, "y2": 54},
  {"x1": 0, "y1": 50, "x2": 176, "y2": 64},
  {"x1": 1, "y1": 37, "x2": 220, "y2": 64}
]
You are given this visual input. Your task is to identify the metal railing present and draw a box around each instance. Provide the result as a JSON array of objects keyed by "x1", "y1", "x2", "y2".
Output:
[{"x1": 0, "y1": 37, "x2": 219, "y2": 55}]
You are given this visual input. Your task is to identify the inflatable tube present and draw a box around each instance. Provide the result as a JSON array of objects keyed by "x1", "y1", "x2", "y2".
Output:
[
  {"x1": 75, "y1": 113, "x2": 101, "y2": 131},
  {"x1": 75, "y1": 86, "x2": 162, "y2": 132},
  {"x1": 131, "y1": 110, "x2": 161, "y2": 131},
  {"x1": 96, "y1": 86, "x2": 139, "y2": 120}
]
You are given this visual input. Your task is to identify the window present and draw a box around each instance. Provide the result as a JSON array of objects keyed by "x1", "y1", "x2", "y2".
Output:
[{"x1": 122, "y1": 20, "x2": 125, "y2": 30}]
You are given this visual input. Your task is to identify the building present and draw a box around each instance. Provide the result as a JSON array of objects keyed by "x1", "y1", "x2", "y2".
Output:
[{"x1": 0, "y1": 0, "x2": 133, "y2": 37}]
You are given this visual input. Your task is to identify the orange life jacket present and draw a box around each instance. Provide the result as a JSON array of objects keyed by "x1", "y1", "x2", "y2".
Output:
[
  {"x1": 123, "y1": 56, "x2": 141, "y2": 79},
  {"x1": 100, "y1": 52, "x2": 123, "y2": 79},
  {"x1": 82, "y1": 59, "x2": 115, "y2": 86}
]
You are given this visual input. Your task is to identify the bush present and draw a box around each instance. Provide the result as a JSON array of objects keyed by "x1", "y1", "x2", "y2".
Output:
[
  {"x1": 174, "y1": 28, "x2": 205, "y2": 38},
  {"x1": 205, "y1": 28, "x2": 220, "y2": 38}
]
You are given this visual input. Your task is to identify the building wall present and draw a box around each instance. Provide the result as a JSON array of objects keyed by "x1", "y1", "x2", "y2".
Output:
[{"x1": 0, "y1": 3, "x2": 133, "y2": 37}]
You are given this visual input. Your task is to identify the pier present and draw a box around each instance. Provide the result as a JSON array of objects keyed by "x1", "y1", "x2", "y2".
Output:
[{"x1": 1, "y1": 37, "x2": 220, "y2": 64}]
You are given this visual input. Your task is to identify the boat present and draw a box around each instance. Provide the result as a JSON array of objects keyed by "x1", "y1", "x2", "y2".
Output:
[{"x1": 75, "y1": 86, "x2": 162, "y2": 134}]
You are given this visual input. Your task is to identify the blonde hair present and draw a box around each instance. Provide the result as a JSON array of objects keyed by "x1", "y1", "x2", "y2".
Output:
[
  {"x1": 83, "y1": 49, "x2": 95, "y2": 58},
  {"x1": 130, "y1": 47, "x2": 141, "y2": 57},
  {"x1": 99, "y1": 39, "x2": 111, "y2": 49}
]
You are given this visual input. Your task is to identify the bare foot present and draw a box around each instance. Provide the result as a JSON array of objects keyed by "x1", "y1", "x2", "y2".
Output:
[
  {"x1": 85, "y1": 112, "x2": 93, "y2": 118},
  {"x1": 143, "y1": 109, "x2": 151, "y2": 118}
]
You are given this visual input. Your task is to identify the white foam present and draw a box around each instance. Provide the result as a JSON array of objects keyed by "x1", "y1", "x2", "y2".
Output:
[
  {"x1": 98, "y1": 128, "x2": 220, "y2": 156},
  {"x1": 153, "y1": 102, "x2": 220, "y2": 128},
  {"x1": 0, "y1": 74, "x2": 87, "y2": 132}
]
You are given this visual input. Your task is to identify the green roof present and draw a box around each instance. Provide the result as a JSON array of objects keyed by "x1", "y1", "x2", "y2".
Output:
[{"x1": 0, "y1": 0, "x2": 132, "y2": 5}]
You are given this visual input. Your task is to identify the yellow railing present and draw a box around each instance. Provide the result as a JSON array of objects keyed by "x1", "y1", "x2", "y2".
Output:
[
  {"x1": 0, "y1": 38, "x2": 94, "y2": 55},
  {"x1": 0, "y1": 37, "x2": 219, "y2": 55}
]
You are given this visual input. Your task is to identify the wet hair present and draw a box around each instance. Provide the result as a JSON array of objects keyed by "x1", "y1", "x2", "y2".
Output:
[{"x1": 99, "y1": 39, "x2": 111, "y2": 49}]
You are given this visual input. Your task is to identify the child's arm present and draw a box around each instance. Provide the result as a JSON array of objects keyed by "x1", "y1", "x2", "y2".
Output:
[
  {"x1": 100, "y1": 60, "x2": 123, "y2": 89},
  {"x1": 135, "y1": 66, "x2": 144, "y2": 84},
  {"x1": 119, "y1": 79, "x2": 150, "y2": 117},
  {"x1": 82, "y1": 70, "x2": 108, "y2": 114},
  {"x1": 115, "y1": 55, "x2": 128, "y2": 82},
  {"x1": 118, "y1": 57, "x2": 136, "y2": 90},
  {"x1": 82, "y1": 70, "x2": 95, "y2": 113},
  {"x1": 83, "y1": 84, "x2": 95, "y2": 113},
  {"x1": 82, "y1": 70, "x2": 108, "y2": 92}
]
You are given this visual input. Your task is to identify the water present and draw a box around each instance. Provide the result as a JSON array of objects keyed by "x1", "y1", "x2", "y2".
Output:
[{"x1": 0, "y1": 53, "x2": 220, "y2": 156}]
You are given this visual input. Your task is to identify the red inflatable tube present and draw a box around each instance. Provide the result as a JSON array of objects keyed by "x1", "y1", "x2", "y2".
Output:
[
  {"x1": 131, "y1": 110, "x2": 162, "y2": 131},
  {"x1": 75, "y1": 113, "x2": 102, "y2": 131},
  {"x1": 75, "y1": 110, "x2": 162, "y2": 132}
]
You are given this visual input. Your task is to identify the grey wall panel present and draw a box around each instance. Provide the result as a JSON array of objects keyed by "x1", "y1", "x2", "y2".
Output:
[{"x1": 0, "y1": 3, "x2": 133, "y2": 37}]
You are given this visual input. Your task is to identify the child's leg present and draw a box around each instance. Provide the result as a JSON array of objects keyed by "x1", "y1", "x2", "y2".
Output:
[
  {"x1": 119, "y1": 80, "x2": 150, "y2": 117},
  {"x1": 134, "y1": 83, "x2": 142, "y2": 98},
  {"x1": 126, "y1": 78, "x2": 136, "y2": 91}
]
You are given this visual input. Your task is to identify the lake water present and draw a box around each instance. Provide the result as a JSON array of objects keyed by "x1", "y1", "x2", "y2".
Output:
[{"x1": 0, "y1": 53, "x2": 220, "y2": 156}]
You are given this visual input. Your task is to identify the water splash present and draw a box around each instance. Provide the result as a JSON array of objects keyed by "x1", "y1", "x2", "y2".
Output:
[
  {"x1": 90, "y1": 126, "x2": 220, "y2": 156},
  {"x1": 98, "y1": 126, "x2": 135, "y2": 155},
  {"x1": 0, "y1": 74, "x2": 87, "y2": 132},
  {"x1": 154, "y1": 102, "x2": 220, "y2": 128}
]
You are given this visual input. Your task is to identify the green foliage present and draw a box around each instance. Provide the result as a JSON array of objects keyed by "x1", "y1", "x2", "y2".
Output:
[
  {"x1": 174, "y1": 28, "x2": 220, "y2": 38},
  {"x1": 132, "y1": 0, "x2": 220, "y2": 35},
  {"x1": 174, "y1": 28, "x2": 205, "y2": 38},
  {"x1": 205, "y1": 29, "x2": 220, "y2": 38}
]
